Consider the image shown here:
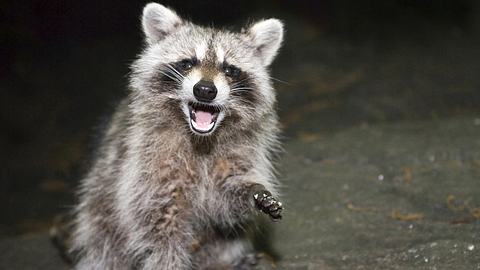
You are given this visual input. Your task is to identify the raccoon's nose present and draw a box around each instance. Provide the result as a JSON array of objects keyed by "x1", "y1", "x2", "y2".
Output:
[{"x1": 193, "y1": 80, "x2": 217, "y2": 102}]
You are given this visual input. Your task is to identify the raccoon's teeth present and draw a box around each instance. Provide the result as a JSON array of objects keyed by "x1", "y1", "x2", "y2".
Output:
[
  {"x1": 191, "y1": 110, "x2": 215, "y2": 131},
  {"x1": 190, "y1": 110, "x2": 196, "y2": 121},
  {"x1": 187, "y1": 102, "x2": 220, "y2": 133}
]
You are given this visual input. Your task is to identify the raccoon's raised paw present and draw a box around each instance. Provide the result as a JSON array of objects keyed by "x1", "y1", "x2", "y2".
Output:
[{"x1": 253, "y1": 190, "x2": 283, "y2": 221}]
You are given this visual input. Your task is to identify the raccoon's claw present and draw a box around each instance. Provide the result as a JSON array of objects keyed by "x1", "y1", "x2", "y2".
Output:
[{"x1": 253, "y1": 190, "x2": 283, "y2": 221}]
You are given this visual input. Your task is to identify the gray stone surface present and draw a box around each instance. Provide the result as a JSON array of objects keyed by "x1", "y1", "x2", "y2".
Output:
[
  {"x1": 0, "y1": 234, "x2": 67, "y2": 269},
  {"x1": 273, "y1": 117, "x2": 480, "y2": 269}
]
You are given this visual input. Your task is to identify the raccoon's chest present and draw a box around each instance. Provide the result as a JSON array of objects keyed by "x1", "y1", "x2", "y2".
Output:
[{"x1": 188, "y1": 157, "x2": 249, "y2": 211}]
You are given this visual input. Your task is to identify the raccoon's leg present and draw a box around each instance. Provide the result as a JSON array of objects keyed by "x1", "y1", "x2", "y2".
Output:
[
  {"x1": 75, "y1": 252, "x2": 126, "y2": 270},
  {"x1": 133, "y1": 203, "x2": 194, "y2": 269},
  {"x1": 193, "y1": 237, "x2": 256, "y2": 270},
  {"x1": 50, "y1": 213, "x2": 76, "y2": 265},
  {"x1": 72, "y1": 226, "x2": 130, "y2": 270},
  {"x1": 222, "y1": 182, "x2": 283, "y2": 221},
  {"x1": 232, "y1": 253, "x2": 262, "y2": 270},
  {"x1": 140, "y1": 244, "x2": 191, "y2": 270}
]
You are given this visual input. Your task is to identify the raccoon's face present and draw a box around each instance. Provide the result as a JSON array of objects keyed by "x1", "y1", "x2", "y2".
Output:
[{"x1": 131, "y1": 3, "x2": 283, "y2": 136}]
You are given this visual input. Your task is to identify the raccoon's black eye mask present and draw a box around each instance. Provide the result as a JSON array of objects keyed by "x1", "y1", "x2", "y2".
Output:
[
  {"x1": 172, "y1": 58, "x2": 244, "y2": 82},
  {"x1": 176, "y1": 57, "x2": 198, "y2": 72},
  {"x1": 222, "y1": 63, "x2": 241, "y2": 80}
]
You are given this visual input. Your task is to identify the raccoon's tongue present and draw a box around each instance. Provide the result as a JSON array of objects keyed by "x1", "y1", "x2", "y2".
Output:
[{"x1": 194, "y1": 110, "x2": 214, "y2": 129}]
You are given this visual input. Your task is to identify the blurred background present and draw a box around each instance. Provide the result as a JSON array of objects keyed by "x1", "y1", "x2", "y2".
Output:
[{"x1": 1, "y1": 0, "x2": 480, "y2": 269}]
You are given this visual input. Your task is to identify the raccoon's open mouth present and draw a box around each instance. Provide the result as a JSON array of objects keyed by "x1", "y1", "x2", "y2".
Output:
[{"x1": 188, "y1": 102, "x2": 221, "y2": 134}]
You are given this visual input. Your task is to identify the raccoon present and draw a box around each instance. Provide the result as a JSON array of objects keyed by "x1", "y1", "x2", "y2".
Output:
[{"x1": 70, "y1": 3, "x2": 284, "y2": 269}]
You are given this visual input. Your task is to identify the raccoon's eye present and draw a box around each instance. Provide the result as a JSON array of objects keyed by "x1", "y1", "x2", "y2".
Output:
[
  {"x1": 178, "y1": 58, "x2": 196, "y2": 71},
  {"x1": 223, "y1": 65, "x2": 241, "y2": 79}
]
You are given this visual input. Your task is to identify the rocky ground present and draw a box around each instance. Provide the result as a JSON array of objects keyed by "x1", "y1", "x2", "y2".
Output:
[
  {"x1": 2, "y1": 1, "x2": 480, "y2": 269},
  {"x1": 274, "y1": 117, "x2": 480, "y2": 269}
]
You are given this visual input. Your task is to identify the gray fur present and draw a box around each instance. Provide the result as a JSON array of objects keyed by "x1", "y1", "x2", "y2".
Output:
[{"x1": 71, "y1": 3, "x2": 284, "y2": 269}]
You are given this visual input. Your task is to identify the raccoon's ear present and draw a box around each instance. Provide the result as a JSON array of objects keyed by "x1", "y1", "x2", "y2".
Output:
[
  {"x1": 246, "y1": 19, "x2": 284, "y2": 66},
  {"x1": 142, "y1": 3, "x2": 183, "y2": 44}
]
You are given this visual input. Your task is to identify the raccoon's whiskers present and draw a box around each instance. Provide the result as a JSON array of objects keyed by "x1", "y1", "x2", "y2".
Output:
[
  {"x1": 164, "y1": 67, "x2": 184, "y2": 82},
  {"x1": 158, "y1": 70, "x2": 181, "y2": 83},
  {"x1": 166, "y1": 64, "x2": 186, "y2": 80},
  {"x1": 230, "y1": 78, "x2": 250, "y2": 88},
  {"x1": 231, "y1": 87, "x2": 255, "y2": 92},
  {"x1": 165, "y1": 93, "x2": 180, "y2": 100},
  {"x1": 216, "y1": 104, "x2": 229, "y2": 114},
  {"x1": 236, "y1": 99, "x2": 256, "y2": 108},
  {"x1": 268, "y1": 76, "x2": 290, "y2": 85},
  {"x1": 228, "y1": 102, "x2": 255, "y2": 113}
]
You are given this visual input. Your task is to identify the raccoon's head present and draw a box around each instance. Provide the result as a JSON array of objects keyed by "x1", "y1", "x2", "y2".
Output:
[{"x1": 130, "y1": 3, "x2": 283, "y2": 137}]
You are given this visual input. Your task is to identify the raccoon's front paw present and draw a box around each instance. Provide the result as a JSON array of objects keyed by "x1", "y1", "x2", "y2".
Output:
[{"x1": 253, "y1": 190, "x2": 283, "y2": 221}]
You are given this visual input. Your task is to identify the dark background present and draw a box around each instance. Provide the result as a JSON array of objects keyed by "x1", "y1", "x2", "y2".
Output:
[{"x1": 1, "y1": 0, "x2": 479, "y2": 240}]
